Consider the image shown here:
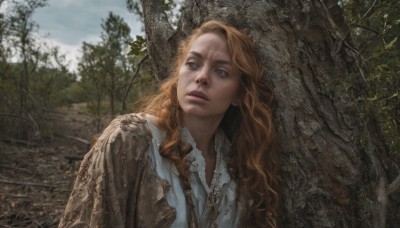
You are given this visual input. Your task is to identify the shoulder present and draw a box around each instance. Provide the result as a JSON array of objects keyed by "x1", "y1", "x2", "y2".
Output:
[
  {"x1": 105, "y1": 112, "x2": 150, "y2": 137},
  {"x1": 92, "y1": 113, "x2": 152, "y2": 154}
]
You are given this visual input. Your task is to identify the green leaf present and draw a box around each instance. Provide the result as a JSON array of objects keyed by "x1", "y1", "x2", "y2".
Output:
[
  {"x1": 164, "y1": 0, "x2": 175, "y2": 11},
  {"x1": 129, "y1": 35, "x2": 147, "y2": 56}
]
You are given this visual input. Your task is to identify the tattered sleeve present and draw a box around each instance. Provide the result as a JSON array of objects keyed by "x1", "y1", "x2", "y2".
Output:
[{"x1": 58, "y1": 114, "x2": 151, "y2": 228}]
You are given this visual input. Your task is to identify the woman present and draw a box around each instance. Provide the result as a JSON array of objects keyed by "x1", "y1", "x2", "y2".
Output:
[{"x1": 59, "y1": 20, "x2": 279, "y2": 228}]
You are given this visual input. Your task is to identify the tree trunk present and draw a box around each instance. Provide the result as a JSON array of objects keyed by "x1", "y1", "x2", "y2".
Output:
[{"x1": 140, "y1": 0, "x2": 400, "y2": 227}]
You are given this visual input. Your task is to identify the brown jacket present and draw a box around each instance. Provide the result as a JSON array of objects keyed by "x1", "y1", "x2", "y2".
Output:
[{"x1": 59, "y1": 113, "x2": 177, "y2": 227}]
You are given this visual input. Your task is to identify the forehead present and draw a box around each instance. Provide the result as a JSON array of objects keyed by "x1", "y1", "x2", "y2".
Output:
[{"x1": 188, "y1": 33, "x2": 230, "y2": 57}]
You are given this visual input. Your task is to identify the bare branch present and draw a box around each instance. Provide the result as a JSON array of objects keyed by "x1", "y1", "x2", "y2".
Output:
[
  {"x1": 62, "y1": 135, "x2": 90, "y2": 145},
  {"x1": 121, "y1": 54, "x2": 149, "y2": 111},
  {"x1": 1, "y1": 138, "x2": 37, "y2": 146},
  {"x1": 0, "y1": 179, "x2": 54, "y2": 189},
  {"x1": 387, "y1": 174, "x2": 400, "y2": 195},
  {"x1": 361, "y1": 0, "x2": 378, "y2": 20},
  {"x1": 353, "y1": 23, "x2": 380, "y2": 34}
]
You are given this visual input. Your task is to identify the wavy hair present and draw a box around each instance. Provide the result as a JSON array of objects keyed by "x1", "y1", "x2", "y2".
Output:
[{"x1": 141, "y1": 20, "x2": 279, "y2": 227}]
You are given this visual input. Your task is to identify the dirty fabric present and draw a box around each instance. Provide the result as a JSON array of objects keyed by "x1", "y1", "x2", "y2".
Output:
[
  {"x1": 146, "y1": 115, "x2": 244, "y2": 227},
  {"x1": 58, "y1": 113, "x2": 245, "y2": 228}
]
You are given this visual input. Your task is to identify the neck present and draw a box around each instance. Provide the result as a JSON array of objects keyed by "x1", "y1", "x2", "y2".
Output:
[{"x1": 182, "y1": 114, "x2": 221, "y2": 156}]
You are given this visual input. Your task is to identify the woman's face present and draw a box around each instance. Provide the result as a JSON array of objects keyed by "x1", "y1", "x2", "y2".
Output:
[{"x1": 177, "y1": 33, "x2": 240, "y2": 122}]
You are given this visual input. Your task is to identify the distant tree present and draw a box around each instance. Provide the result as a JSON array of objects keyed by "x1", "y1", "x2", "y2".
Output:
[
  {"x1": 7, "y1": 0, "x2": 47, "y2": 116},
  {"x1": 140, "y1": 0, "x2": 400, "y2": 227},
  {"x1": 0, "y1": 0, "x2": 6, "y2": 58},
  {"x1": 126, "y1": 0, "x2": 144, "y2": 22},
  {"x1": 79, "y1": 42, "x2": 106, "y2": 132},
  {"x1": 98, "y1": 12, "x2": 133, "y2": 115},
  {"x1": 0, "y1": 0, "x2": 47, "y2": 140},
  {"x1": 0, "y1": 0, "x2": 80, "y2": 141},
  {"x1": 30, "y1": 46, "x2": 78, "y2": 109},
  {"x1": 77, "y1": 11, "x2": 155, "y2": 129},
  {"x1": 0, "y1": 0, "x2": 10, "y2": 90}
]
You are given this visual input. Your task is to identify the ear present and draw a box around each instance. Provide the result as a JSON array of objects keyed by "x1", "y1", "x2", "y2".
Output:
[{"x1": 232, "y1": 99, "x2": 240, "y2": 107}]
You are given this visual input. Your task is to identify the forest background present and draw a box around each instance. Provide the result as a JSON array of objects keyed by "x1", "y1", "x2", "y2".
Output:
[{"x1": 0, "y1": 0, "x2": 398, "y2": 226}]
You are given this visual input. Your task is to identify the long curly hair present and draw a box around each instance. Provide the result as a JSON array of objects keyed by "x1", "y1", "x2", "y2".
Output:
[{"x1": 141, "y1": 20, "x2": 279, "y2": 227}]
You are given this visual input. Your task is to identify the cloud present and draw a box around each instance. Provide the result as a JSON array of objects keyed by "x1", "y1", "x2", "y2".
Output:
[
  {"x1": 33, "y1": 34, "x2": 83, "y2": 73},
  {"x1": 29, "y1": 0, "x2": 144, "y2": 72},
  {"x1": 33, "y1": 2, "x2": 107, "y2": 45},
  {"x1": 1, "y1": 0, "x2": 144, "y2": 72}
]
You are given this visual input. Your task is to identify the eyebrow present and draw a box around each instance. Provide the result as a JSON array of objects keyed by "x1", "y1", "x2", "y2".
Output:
[{"x1": 188, "y1": 51, "x2": 232, "y2": 65}]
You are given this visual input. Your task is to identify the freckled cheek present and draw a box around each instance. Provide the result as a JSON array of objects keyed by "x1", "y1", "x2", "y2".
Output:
[
  {"x1": 177, "y1": 78, "x2": 190, "y2": 104},
  {"x1": 221, "y1": 83, "x2": 240, "y2": 98},
  {"x1": 178, "y1": 70, "x2": 196, "y2": 88},
  {"x1": 177, "y1": 80, "x2": 184, "y2": 98},
  {"x1": 177, "y1": 77, "x2": 188, "y2": 92}
]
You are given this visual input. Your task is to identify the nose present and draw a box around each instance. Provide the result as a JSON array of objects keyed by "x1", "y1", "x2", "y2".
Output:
[{"x1": 195, "y1": 66, "x2": 210, "y2": 87}]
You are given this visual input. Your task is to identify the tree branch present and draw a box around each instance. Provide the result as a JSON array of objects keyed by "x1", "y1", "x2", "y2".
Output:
[
  {"x1": 62, "y1": 135, "x2": 90, "y2": 145},
  {"x1": 361, "y1": 0, "x2": 378, "y2": 20},
  {"x1": 0, "y1": 112, "x2": 40, "y2": 139},
  {"x1": 0, "y1": 179, "x2": 54, "y2": 189},
  {"x1": 121, "y1": 54, "x2": 148, "y2": 111},
  {"x1": 353, "y1": 23, "x2": 380, "y2": 35},
  {"x1": 387, "y1": 174, "x2": 400, "y2": 195}
]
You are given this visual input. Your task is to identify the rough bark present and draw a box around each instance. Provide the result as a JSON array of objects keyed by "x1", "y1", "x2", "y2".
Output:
[
  {"x1": 140, "y1": 0, "x2": 182, "y2": 81},
  {"x1": 140, "y1": 0, "x2": 400, "y2": 227}
]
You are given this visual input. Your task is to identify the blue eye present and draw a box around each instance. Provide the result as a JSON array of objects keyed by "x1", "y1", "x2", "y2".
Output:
[
  {"x1": 186, "y1": 62, "x2": 198, "y2": 70},
  {"x1": 215, "y1": 68, "x2": 228, "y2": 78}
]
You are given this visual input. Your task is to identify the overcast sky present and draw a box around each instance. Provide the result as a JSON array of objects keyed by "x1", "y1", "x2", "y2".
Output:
[{"x1": 12, "y1": 0, "x2": 144, "y2": 72}]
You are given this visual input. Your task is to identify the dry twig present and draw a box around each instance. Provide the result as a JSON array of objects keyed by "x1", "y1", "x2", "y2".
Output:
[{"x1": 0, "y1": 179, "x2": 54, "y2": 189}]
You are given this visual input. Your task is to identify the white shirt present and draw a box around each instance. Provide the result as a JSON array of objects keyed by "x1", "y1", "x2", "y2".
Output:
[{"x1": 145, "y1": 115, "x2": 243, "y2": 228}]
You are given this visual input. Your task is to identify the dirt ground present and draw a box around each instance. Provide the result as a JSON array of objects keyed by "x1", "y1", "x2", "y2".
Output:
[{"x1": 0, "y1": 104, "x2": 111, "y2": 227}]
